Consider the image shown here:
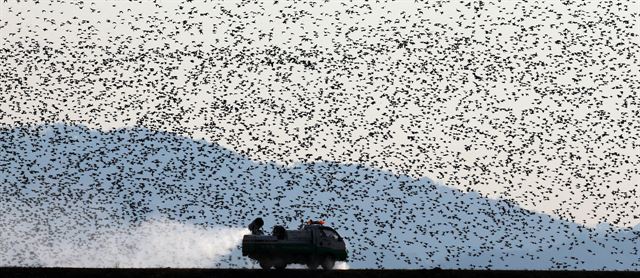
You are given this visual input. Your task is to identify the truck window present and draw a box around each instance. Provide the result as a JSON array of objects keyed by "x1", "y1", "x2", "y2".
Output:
[
  {"x1": 320, "y1": 229, "x2": 327, "y2": 237},
  {"x1": 322, "y1": 229, "x2": 340, "y2": 240}
]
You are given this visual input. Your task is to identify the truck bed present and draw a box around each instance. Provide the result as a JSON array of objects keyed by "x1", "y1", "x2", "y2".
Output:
[{"x1": 242, "y1": 233, "x2": 315, "y2": 258}]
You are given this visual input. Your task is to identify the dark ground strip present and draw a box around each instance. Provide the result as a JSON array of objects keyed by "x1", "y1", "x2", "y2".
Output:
[{"x1": 1, "y1": 268, "x2": 639, "y2": 278}]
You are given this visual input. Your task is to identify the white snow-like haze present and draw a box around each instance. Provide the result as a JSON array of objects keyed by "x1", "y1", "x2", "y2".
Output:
[{"x1": 1, "y1": 218, "x2": 248, "y2": 268}]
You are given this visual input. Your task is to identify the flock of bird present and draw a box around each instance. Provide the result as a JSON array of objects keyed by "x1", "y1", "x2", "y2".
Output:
[{"x1": 1, "y1": 0, "x2": 639, "y2": 270}]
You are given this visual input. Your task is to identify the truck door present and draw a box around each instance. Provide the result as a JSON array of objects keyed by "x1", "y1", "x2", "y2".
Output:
[{"x1": 318, "y1": 227, "x2": 341, "y2": 250}]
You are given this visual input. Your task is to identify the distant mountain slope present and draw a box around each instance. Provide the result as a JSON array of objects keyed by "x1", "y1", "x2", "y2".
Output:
[{"x1": 0, "y1": 124, "x2": 638, "y2": 269}]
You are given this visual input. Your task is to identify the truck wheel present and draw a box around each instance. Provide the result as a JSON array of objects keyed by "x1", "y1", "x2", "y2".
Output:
[
  {"x1": 307, "y1": 259, "x2": 319, "y2": 270},
  {"x1": 259, "y1": 260, "x2": 272, "y2": 269},
  {"x1": 321, "y1": 256, "x2": 335, "y2": 270},
  {"x1": 274, "y1": 263, "x2": 287, "y2": 270}
]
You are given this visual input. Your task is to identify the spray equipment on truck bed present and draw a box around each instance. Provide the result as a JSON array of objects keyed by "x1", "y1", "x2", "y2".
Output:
[{"x1": 248, "y1": 217, "x2": 264, "y2": 235}]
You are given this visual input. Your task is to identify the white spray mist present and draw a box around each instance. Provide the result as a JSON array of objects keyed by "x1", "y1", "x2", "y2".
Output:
[
  {"x1": 334, "y1": 261, "x2": 350, "y2": 270},
  {"x1": 1, "y1": 219, "x2": 249, "y2": 268}
]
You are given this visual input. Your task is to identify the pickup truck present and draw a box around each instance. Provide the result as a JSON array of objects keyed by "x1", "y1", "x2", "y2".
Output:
[{"x1": 242, "y1": 218, "x2": 348, "y2": 269}]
